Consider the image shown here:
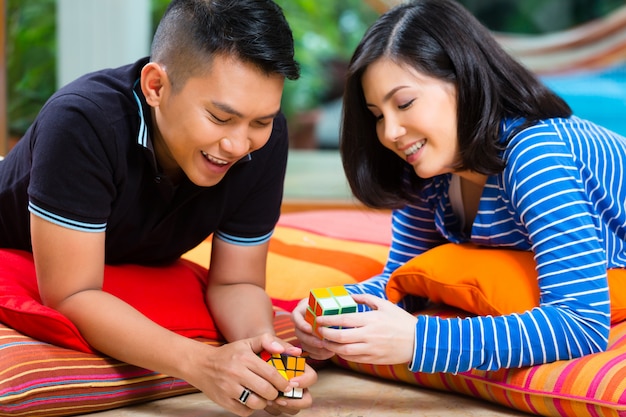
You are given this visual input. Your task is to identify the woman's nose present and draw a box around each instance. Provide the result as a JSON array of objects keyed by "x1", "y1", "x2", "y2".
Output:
[{"x1": 382, "y1": 116, "x2": 406, "y2": 143}]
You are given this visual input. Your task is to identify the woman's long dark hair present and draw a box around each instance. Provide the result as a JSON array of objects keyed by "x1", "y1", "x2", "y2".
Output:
[{"x1": 340, "y1": 0, "x2": 571, "y2": 209}]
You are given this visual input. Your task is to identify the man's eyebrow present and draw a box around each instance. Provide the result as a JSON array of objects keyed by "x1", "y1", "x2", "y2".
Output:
[{"x1": 213, "y1": 101, "x2": 280, "y2": 120}]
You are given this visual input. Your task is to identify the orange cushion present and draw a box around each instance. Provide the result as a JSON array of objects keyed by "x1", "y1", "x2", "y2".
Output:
[
  {"x1": 333, "y1": 304, "x2": 626, "y2": 417},
  {"x1": 183, "y1": 223, "x2": 389, "y2": 303},
  {"x1": 386, "y1": 243, "x2": 626, "y2": 323}
]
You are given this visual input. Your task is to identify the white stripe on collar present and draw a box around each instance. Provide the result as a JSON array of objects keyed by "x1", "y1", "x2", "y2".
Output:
[{"x1": 132, "y1": 80, "x2": 148, "y2": 148}]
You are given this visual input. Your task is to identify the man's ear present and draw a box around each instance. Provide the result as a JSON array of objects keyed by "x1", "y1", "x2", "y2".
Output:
[{"x1": 140, "y1": 62, "x2": 169, "y2": 107}]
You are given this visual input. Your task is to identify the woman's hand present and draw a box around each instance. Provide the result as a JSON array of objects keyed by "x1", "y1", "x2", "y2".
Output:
[
  {"x1": 184, "y1": 334, "x2": 314, "y2": 416},
  {"x1": 315, "y1": 294, "x2": 417, "y2": 365},
  {"x1": 291, "y1": 297, "x2": 336, "y2": 360}
]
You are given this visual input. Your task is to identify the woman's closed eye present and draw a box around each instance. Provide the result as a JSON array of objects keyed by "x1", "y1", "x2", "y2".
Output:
[
  {"x1": 371, "y1": 99, "x2": 414, "y2": 122},
  {"x1": 398, "y1": 99, "x2": 415, "y2": 110}
]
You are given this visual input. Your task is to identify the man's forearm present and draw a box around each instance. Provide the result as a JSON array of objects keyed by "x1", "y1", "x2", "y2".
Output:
[
  {"x1": 57, "y1": 289, "x2": 204, "y2": 380},
  {"x1": 207, "y1": 283, "x2": 275, "y2": 342}
]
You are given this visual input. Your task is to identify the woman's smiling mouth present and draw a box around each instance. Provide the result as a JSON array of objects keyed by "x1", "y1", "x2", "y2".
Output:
[{"x1": 404, "y1": 140, "x2": 425, "y2": 157}]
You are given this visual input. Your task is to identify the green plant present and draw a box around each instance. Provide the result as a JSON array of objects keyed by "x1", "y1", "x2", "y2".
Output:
[
  {"x1": 275, "y1": 0, "x2": 378, "y2": 119},
  {"x1": 6, "y1": 0, "x2": 624, "y2": 138},
  {"x1": 6, "y1": 0, "x2": 56, "y2": 137}
]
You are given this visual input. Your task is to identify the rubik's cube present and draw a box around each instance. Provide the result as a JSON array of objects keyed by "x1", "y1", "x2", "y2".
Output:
[
  {"x1": 260, "y1": 351, "x2": 306, "y2": 399},
  {"x1": 305, "y1": 285, "x2": 358, "y2": 337}
]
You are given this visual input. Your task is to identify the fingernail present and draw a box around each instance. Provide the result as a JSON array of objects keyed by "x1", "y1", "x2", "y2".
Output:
[{"x1": 271, "y1": 341, "x2": 282, "y2": 350}]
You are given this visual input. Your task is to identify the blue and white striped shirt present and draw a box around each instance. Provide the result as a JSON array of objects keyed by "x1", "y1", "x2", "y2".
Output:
[{"x1": 346, "y1": 116, "x2": 626, "y2": 373}]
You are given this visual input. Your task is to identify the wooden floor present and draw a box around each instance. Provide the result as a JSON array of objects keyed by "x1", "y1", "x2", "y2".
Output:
[{"x1": 86, "y1": 366, "x2": 532, "y2": 417}]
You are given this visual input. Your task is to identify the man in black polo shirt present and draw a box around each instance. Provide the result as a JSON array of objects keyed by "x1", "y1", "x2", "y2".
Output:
[{"x1": 0, "y1": 0, "x2": 316, "y2": 415}]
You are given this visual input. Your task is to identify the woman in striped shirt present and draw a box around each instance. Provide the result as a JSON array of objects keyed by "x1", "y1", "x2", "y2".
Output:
[{"x1": 293, "y1": 0, "x2": 626, "y2": 373}]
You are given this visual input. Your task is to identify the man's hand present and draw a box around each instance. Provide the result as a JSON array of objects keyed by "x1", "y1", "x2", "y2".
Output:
[{"x1": 184, "y1": 334, "x2": 315, "y2": 416}]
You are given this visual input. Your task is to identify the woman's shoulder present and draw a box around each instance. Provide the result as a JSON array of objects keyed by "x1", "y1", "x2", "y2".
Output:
[
  {"x1": 502, "y1": 118, "x2": 572, "y2": 161},
  {"x1": 495, "y1": 118, "x2": 580, "y2": 188},
  {"x1": 504, "y1": 116, "x2": 624, "y2": 162}
]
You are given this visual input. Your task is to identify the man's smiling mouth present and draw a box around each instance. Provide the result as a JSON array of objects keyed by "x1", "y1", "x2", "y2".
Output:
[{"x1": 201, "y1": 150, "x2": 228, "y2": 166}]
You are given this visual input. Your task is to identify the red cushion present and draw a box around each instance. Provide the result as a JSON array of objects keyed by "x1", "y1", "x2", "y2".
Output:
[{"x1": 0, "y1": 249, "x2": 219, "y2": 353}]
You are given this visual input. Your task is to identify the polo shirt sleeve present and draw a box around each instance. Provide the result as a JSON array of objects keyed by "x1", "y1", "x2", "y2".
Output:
[{"x1": 27, "y1": 93, "x2": 119, "y2": 232}]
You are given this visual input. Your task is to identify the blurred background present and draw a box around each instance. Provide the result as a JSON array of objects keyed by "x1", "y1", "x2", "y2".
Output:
[{"x1": 2, "y1": 0, "x2": 626, "y2": 155}]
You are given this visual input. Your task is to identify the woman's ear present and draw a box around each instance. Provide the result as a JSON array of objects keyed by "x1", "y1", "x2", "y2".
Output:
[{"x1": 140, "y1": 62, "x2": 169, "y2": 107}]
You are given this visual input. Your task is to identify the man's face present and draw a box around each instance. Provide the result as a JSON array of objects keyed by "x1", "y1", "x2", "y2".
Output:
[{"x1": 147, "y1": 55, "x2": 285, "y2": 187}]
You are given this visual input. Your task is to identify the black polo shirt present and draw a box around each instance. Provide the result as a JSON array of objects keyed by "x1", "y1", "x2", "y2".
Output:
[{"x1": 0, "y1": 57, "x2": 288, "y2": 264}]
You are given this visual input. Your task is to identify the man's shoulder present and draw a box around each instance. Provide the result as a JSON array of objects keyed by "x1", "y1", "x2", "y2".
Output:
[
  {"x1": 48, "y1": 58, "x2": 148, "y2": 114},
  {"x1": 33, "y1": 58, "x2": 150, "y2": 145}
]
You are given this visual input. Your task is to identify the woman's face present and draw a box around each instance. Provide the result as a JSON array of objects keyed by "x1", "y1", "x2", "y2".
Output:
[{"x1": 361, "y1": 58, "x2": 459, "y2": 179}]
